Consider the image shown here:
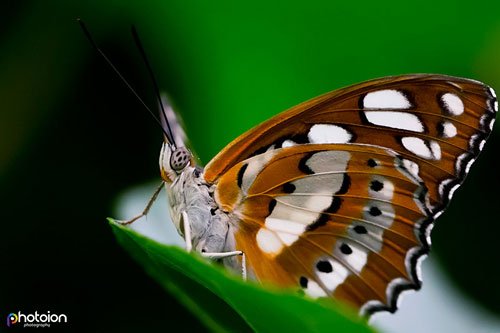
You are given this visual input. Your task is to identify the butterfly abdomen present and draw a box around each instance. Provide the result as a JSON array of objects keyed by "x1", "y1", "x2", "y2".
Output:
[{"x1": 167, "y1": 166, "x2": 234, "y2": 255}]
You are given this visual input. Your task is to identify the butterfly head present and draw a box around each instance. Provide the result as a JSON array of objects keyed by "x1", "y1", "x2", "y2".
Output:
[{"x1": 159, "y1": 142, "x2": 193, "y2": 182}]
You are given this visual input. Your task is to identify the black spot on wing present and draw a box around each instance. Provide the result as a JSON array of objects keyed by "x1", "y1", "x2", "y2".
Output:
[
  {"x1": 307, "y1": 198, "x2": 341, "y2": 231},
  {"x1": 275, "y1": 133, "x2": 310, "y2": 148},
  {"x1": 298, "y1": 153, "x2": 315, "y2": 174},
  {"x1": 358, "y1": 93, "x2": 366, "y2": 110},
  {"x1": 353, "y1": 225, "x2": 367, "y2": 234},
  {"x1": 283, "y1": 182, "x2": 296, "y2": 193},
  {"x1": 369, "y1": 206, "x2": 382, "y2": 216},
  {"x1": 340, "y1": 243, "x2": 352, "y2": 255},
  {"x1": 316, "y1": 260, "x2": 333, "y2": 273},
  {"x1": 300, "y1": 276, "x2": 308, "y2": 288},
  {"x1": 237, "y1": 163, "x2": 248, "y2": 188},
  {"x1": 268, "y1": 199, "x2": 277, "y2": 214},
  {"x1": 370, "y1": 180, "x2": 384, "y2": 192},
  {"x1": 436, "y1": 121, "x2": 445, "y2": 137},
  {"x1": 337, "y1": 173, "x2": 351, "y2": 195},
  {"x1": 367, "y1": 158, "x2": 378, "y2": 168},
  {"x1": 249, "y1": 145, "x2": 269, "y2": 157},
  {"x1": 248, "y1": 133, "x2": 310, "y2": 158}
]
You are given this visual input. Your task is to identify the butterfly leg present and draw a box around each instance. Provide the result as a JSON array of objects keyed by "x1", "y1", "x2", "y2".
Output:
[
  {"x1": 201, "y1": 251, "x2": 247, "y2": 281},
  {"x1": 181, "y1": 211, "x2": 247, "y2": 280},
  {"x1": 181, "y1": 211, "x2": 193, "y2": 252},
  {"x1": 115, "y1": 182, "x2": 164, "y2": 225}
]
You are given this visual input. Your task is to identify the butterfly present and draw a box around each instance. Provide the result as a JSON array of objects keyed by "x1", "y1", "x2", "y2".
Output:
[
  {"x1": 151, "y1": 74, "x2": 497, "y2": 317},
  {"x1": 76, "y1": 18, "x2": 497, "y2": 318},
  {"x1": 77, "y1": 19, "x2": 497, "y2": 319}
]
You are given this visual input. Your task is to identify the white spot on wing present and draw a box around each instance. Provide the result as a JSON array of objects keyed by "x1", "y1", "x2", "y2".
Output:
[
  {"x1": 282, "y1": 139, "x2": 297, "y2": 148},
  {"x1": 441, "y1": 121, "x2": 457, "y2": 138},
  {"x1": 479, "y1": 140, "x2": 486, "y2": 151},
  {"x1": 469, "y1": 134, "x2": 481, "y2": 150},
  {"x1": 456, "y1": 137, "x2": 476, "y2": 174},
  {"x1": 438, "y1": 178, "x2": 453, "y2": 199},
  {"x1": 363, "y1": 201, "x2": 395, "y2": 228},
  {"x1": 308, "y1": 124, "x2": 352, "y2": 144},
  {"x1": 401, "y1": 158, "x2": 421, "y2": 182},
  {"x1": 489, "y1": 87, "x2": 497, "y2": 112},
  {"x1": 360, "y1": 300, "x2": 384, "y2": 317},
  {"x1": 465, "y1": 158, "x2": 475, "y2": 174},
  {"x1": 316, "y1": 260, "x2": 349, "y2": 291},
  {"x1": 448, "y1": 183, "x2": 460, "y2": 200},
  {"x1": 489, "y1": 86, "x2": 497, "y2": 98},
  {"x1": 266, "y1": 218, "x2": 305, "y2": 234},
  {"x1": 265, "y1": 218, "x2": 304, "y2": 245},
  {"x1": 364, "y1": 111, "x2": 424, "y2": 132},
  {"x1": 363, "y1": 90, "x2": 411, "y2": 109},
  {"x1": 305, "y1": 150, "x2": 351, "y2": 173},
  {"x1": 293, "y1": 173, "x2": 346, "y2": 195},
  {"x1": 456, "y1": 152, "x2": 468, "y2": 174},
  {"x1": 369, "y1": 176, "x2": 395, "y2": 200},
  {"x1": 401, "y1": 137, "x2": 441, "y2": 160},
  {"x1": 424, "y1": 222, "x2": 434, "y2": 246},
  {"x1": 429, "y1": 141, "x2": 441, "y2": 160},
  {"x1": 402, "y1": 137, "x2": 431, "y2": 159},
  {"x1": 275, "y1": 232, "x2": 300, "y2": 246},
  {"x1": 304, "y1": 280, "x2": 327, "y2": 298},
  {"x1": 441, "y1": 93, "x2": 464, "y2": 115},
  {"x1": 348, "y1": 224, "x2": 384, "y2": 252},
  {"x1": 256, "y1": 228, "x2": 283, "y2": 255},
  {"x1": 335, "y1": 242, "x2": 368, "y2": 273},
  {"x1": 272, "y1": 195, "x2": 332, "y2": 225},
  {"x1": 241, "y1": 150, "x2": 276, "y2": 193}
]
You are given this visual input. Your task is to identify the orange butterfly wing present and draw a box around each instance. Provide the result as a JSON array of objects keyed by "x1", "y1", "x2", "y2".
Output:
[
  {"x1": 203, "y1": 74, "x2": 497, "y2": 315},
  {"x1": 205, "y1": 74, "x2": 497, "y2": 215}
]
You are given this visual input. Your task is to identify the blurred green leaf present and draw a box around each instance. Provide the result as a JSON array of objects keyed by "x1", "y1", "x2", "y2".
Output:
[{"x1": 109, "y1": 219, "x2": 376, "y2": 333}]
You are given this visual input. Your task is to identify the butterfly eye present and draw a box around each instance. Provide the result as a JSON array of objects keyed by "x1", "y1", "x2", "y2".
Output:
[{"x1": 170, "y1": 147, "x2": 191, "y2": 172}]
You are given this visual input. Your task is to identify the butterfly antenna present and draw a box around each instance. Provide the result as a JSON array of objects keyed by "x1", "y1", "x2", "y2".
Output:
[
  {"x1": 77, "y1": 19, "x2": 170, "y2": 139},
  {"x1": 130, "y1": 25, "x2": 177, "y2": 149}
]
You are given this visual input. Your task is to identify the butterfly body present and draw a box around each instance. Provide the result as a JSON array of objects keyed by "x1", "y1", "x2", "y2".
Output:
[
  {"x1": 159, "y1": 143, "x2": 239, "y2": 264},
  {"x1": 158, "y1": 74, "x2": 497, "y2": 317}
]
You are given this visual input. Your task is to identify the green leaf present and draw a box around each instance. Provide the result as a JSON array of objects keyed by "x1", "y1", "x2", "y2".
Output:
[{"x1": 109, "y1": 219, "x2": 377, "y2": 333}]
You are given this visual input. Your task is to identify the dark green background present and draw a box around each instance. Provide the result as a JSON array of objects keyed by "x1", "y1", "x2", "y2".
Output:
[{"x1": 1, "y1": 1, "x2": 499, "y2": 331}]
